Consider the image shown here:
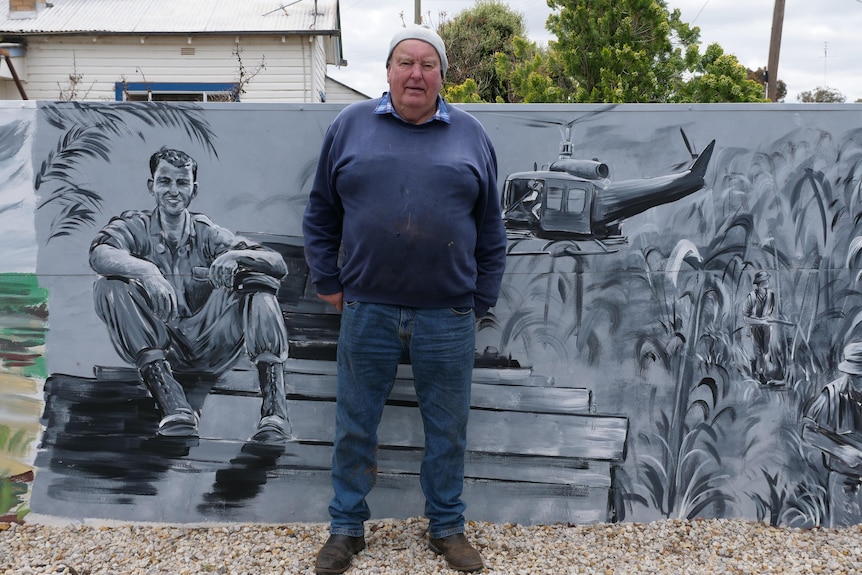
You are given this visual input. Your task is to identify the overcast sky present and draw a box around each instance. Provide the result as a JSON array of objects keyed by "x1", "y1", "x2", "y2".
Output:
[{"x1": 327, "y1": 0, "x2": 862, "y2": 103}]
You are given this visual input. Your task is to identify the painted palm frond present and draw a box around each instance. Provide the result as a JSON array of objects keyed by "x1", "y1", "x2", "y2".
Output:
[
  {"x1": 38, "y1": 183, "x2": 103, "y2": 212},
  {"x1": 109, "y1": 102, "x2": 219, "y2": 158},
  {"x1": 47, "y1": 200, "x2": 99, "y2": 240},
  {"x1": 35, "y1": 125, "x2": 112, "y2": 191}
]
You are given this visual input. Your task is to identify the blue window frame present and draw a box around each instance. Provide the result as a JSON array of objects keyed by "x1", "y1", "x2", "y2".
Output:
[{"x1": 115, "y1": 82, "x2": 238, "y2": 102}]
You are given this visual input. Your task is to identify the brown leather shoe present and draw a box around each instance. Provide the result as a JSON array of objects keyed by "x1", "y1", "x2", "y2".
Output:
[
  {"x1": 314, "y1": 534, "x2": 366, "y2": 575},
  {"x1": 428, "y1": 533, "x2": 484, "y2": 572}
]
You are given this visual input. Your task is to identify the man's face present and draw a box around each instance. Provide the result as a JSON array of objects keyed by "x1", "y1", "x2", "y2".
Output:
[
  {"x1": 148, "y1": 160, "x2": 197, "y2": 216},
  {"x1": 386, "y1": 39, "x2": 443, "y2": 124}
]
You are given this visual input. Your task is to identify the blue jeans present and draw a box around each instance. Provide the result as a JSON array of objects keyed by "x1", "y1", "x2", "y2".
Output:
[{"x1": 329, "y1": 302, "x2": 476, "y2": 539}]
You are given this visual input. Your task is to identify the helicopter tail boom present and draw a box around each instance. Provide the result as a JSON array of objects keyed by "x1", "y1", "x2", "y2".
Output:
[{"x1": 592, "y1": 139, "x2": 716, "y2": 228}]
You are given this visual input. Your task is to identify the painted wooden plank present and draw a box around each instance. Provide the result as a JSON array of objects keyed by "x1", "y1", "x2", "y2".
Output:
[
  {"x1": 212, "y1": 361, "x2": 585, "y2": 413},
  {"x1": 30, "y1": 437, "x2": 613, "y2": 525},
  {"x1": 199, "y1": 394, "x2": 628, "y2": 461},
  {"x1": 247, "y1": 441, "x2": 612, "y2": 488},
  {"x1": 36, "y1": 374, "x2": 619, "y2": 525},
  {"x1": 279, "y1": 358, "x2": 558, "y2": 387},
  {"x1": 74, "y1": 369, "x2": 622, "y2": 460},
  {"x1": 279, "y1": 371, "x2": 592, "y2": 414}
]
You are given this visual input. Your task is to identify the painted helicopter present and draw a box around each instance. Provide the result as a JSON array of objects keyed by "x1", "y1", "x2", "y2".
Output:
[{"x1": 502, "y1": 121, "x2": 715, "y2": 254}]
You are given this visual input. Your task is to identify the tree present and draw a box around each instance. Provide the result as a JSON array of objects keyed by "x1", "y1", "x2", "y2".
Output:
[
  {"x1": 747, "y1": 66, "x2": 786, "y2": 102},
  {"x1": 438, "y1": 0, "x2": 526, "y2": 103},
  {"x1": 545, "y1": 0, "x2": 698, "y2": 102},
  {"x1": 442, "y1": 0, "x2": 775, "y2": 104},
  {"x1": 674, "y1": 43, "x2": 767, "y2": 103},
  {"x1": 797, "y1": 86, "x2": 846, "y2": 103},
  {"x1": 494, "y1": 36, "x2": 575, "y2": 103}
]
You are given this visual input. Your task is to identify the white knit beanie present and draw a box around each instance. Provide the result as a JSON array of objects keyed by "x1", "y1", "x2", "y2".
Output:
[{"x1": 387, "y1": 24, "x2": 448, "y2": 79}]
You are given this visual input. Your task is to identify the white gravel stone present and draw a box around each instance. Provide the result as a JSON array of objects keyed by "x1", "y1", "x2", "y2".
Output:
[{"x1": 1, "y1": 517, "x2": 861, "y2": 574}]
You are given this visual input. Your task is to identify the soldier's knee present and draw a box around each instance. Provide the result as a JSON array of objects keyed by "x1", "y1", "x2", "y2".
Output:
[{"x1": 235, "y1": 270, "x2": 281, "y2": 295}]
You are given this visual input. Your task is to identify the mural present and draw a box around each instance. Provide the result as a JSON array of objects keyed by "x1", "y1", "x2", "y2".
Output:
[{"x1": 2, "y1": 100, "x2": 862, "y2": 529}]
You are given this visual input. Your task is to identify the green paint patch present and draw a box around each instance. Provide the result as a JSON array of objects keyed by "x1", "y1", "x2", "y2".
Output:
[
  {"x1": 0, "y1": 273, "x2": 48, "y2": 522},
  {"x1": 0, "y1": 273, "x2": 48, "y2": 379}
]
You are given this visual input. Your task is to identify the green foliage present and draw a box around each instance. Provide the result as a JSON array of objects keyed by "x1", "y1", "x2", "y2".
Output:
[
  {"x1": 447, "y1": 0, "x2": 772, "y2": 103},
  {"x1": 0, "y1": 273, "x2": 48, "y2": 316},
  {"x1": 797, "y1": 86, "x2": 847, "y2": 103},
  {"x1": 0, "y1": 273, "x2": 49, "y2": 379},
  {"x1": 674, "y1": 43, "x2": 767, "y2": 103},
  {"x1": 443, "y1": 78, "x2": 487, "y2": 103},
  {"x1": 546, "y1": 0, "x2": 697, "y2": 103},
  {"x1": 495, "y1": 36, "x2": 574, "y2": 103},
  {"x1": 438, "y1": 0, "x2": 526, "y2": 103},
  {"x1": 0, "y1": 425, "x2": 35, "y2": 458},
  {"x1": 0, "y1": 477, "x2": 28, "y2": 518}
]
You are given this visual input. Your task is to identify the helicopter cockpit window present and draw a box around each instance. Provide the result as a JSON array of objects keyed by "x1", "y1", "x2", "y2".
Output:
[
  {"x1": 545, "y1": 187, "x2": 564, "y2": 213},
  {"x1": 567, "y1": 187, "x2": 586, "y2": 213}
]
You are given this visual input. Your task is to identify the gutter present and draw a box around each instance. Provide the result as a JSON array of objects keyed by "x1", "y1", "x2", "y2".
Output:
[{"x1": 0, "y1": 48, "x2": 28, "y2": 99}]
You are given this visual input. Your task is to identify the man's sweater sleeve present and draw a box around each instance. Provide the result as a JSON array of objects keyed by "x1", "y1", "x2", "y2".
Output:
[
  {"x1": 473, "y1": 138, "x2": 508, "y2": 318},
  {"x1": 302, "y1": 123, "x2": 345, "y2": 296}
]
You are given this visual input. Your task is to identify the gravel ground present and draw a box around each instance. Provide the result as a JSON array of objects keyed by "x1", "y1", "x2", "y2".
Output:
[{"x1": 2, "y1": 516, "x2": 862, "y2": 574}]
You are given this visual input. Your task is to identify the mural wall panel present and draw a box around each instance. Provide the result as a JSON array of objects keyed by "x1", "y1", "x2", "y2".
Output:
[{"x1": 2, "y1": 100, "x2": 862, "y2": 529}]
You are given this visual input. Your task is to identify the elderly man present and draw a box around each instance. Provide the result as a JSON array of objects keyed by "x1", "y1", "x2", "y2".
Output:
[
  {"x1": 90, "y1": 148, "x2": 291, "y2": 442},
  {"x1": 303, "y1": 24, "x2": 507, "y2": 574}
]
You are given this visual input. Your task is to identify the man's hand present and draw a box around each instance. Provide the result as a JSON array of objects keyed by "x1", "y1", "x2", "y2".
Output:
[
  {"x1": 318, "y1": 292, "x2": 343, "y2": 312},
  {"x1": 210, "y1": 252, "x2": 241, "y2": 288},
  {"x1": 139, "y1": 274, "x2": 178, "y2": 322}
]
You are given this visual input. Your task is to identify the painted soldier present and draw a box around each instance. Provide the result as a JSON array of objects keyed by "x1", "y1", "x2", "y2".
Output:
[
  {"x1": 803, "y1": 342, "x2": 862, "y2": 527},
  {"x1": 89, "y1": 147, "x2": 290, "y2": 441},
  {"x1": 742, "y1": 270, "x2": 776, "y2": 384}
]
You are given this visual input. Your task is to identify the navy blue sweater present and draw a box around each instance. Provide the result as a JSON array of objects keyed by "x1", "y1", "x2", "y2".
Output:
[{"x1": 302, "y1": 97, "x2": 507, "y2": 317}]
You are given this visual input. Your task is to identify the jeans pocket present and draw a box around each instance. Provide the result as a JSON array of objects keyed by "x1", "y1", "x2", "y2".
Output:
[
  {"x1": 344, "y1": 300, "x2": 359, "y2": 309},
  {"x1": 449, "y1": 306, "x2": 473, "y2": 316}
]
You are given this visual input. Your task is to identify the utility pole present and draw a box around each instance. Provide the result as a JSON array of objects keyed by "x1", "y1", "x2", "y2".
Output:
[
  {"x1": 766, "y1": 0, "x2": 785, "y2": 102},
  {"x1": 415, "y1": 0, "x2": 421, "y2": 24}
]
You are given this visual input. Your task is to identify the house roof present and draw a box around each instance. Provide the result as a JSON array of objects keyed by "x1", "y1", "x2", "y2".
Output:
[{"x1": 0, "y1": 0, "x2": 340, "y2": 36}]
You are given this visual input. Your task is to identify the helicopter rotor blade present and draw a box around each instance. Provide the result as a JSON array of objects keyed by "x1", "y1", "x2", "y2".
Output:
[
  {"x1": 490, "y1": 104, "x2": 618, "y2": 130},
  {"x1": 680, "y1": 128, "x2": 697, "y2": 159}
]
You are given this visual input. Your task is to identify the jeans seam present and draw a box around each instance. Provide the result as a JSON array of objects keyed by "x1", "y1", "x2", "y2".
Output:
[{"x1": 430, "y1": 526, "x2": 465, "y2": 539}]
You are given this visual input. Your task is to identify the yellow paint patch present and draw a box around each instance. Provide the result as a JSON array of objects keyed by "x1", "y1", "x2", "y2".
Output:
[
  {"x1": 0, "y1": 372, "x2": 38, "y2": 395},
  {"x1": 0, "y1": 455, "x2": 32, "y2": 477}
]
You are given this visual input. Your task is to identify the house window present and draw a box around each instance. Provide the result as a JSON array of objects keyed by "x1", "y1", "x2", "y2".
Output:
[{"x1": 115, "y1": 82, "x2": 238, "y2": 102}]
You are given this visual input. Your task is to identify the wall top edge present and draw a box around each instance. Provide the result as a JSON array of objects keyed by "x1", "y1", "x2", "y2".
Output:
[{"x1": 2, "y1": 101, "x2": 859, "y2": 113}]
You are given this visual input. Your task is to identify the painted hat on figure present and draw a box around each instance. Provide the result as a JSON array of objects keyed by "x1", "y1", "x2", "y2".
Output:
[
  {"x1": 838, "y1": 342, "x2": 862, "y2": 375},
  {"x1": 753, "y1": 271, "x2": 771, "y2": 285},
  {"x1": 387, "y1": 24, "x2": 449, "y2": 79}
]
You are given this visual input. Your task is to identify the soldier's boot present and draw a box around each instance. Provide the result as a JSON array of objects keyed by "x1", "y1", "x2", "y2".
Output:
[
  {"x1": 252, "y1": 361, "x2": 291, "y2": 443},
  {"x1": 140, "y1": 359, "x2": 199, "y2": 437}
]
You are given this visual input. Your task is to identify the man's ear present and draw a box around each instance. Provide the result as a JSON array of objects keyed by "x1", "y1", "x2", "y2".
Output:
[
  {"x1": 147, "y1": 179, "x2": 155, "y2": 196},
  {"x1": 191, "y1": 182, "x2": 198, "y2": 200}
]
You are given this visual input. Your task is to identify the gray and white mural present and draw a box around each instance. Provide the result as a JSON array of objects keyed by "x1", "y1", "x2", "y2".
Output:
[{"x1": 2, "y1": 100, "x2": 862, "y2": 529}]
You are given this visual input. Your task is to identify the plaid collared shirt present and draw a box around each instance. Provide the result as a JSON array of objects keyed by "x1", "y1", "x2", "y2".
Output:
[{"x1": 374, "y1": 92, "x2": 451, "y2": 124}]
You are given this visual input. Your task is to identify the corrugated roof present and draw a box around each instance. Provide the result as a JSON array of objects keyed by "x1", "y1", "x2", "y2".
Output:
[{"x1": 0, "y1": 0, "x2": 340, "y2": 35}]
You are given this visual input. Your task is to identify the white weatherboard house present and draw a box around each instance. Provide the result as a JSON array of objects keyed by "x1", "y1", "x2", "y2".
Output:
[{"x1": 0, "y1": 0, "x2": 368, "y2": 102}]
